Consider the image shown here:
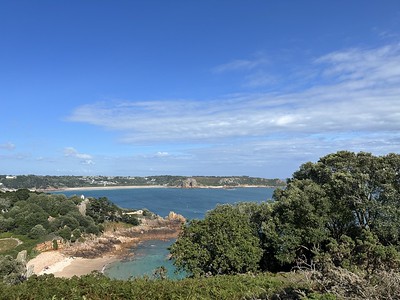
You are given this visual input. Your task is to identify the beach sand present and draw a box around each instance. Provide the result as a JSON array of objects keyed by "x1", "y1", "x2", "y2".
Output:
[
  {"x1": 53, "y1": 256, "x2": 117, "y2": 278},
  {"x1": 27, "y1": 251, "x2": 117, "y2": 278}
]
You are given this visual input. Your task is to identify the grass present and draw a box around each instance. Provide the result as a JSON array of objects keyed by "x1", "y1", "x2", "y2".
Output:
[
  {"x1": 0, "y1": 233, "x2": 39, "y2": 258},
  {"x1": 0, "y1": 238, "x2": 20, "y2": 253}
]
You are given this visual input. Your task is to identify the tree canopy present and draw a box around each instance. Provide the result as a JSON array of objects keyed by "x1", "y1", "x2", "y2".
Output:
[
  {"x1": 171, "y1": 151, "x2": 400, "y2": 275},
  {"x1": 170, "y1": 204, "x2": 263, "y2": 276}
]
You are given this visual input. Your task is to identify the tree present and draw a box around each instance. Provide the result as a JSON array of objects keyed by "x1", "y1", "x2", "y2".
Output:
[
  {"x1": 86, "y1": 197, "x2": 120, "y2": 223},
  {"x1": 0, "y1": 255, "x2": 26, "y2": 285},
  {"x1": 261, "y1": 179, "x2": 331, "y2": 270},
  {"x1": 58, "y1": 226, "x2": 72, "y2": 241},
  {"x1": 269, "y1": 151, "x2": 400, "y2": 271},
  {"x1": 28, "y1": 224, "x2": 47, "y2": 239},
  {"x1": 170, "y1": 204, "x2": 262, "y2": 276}
]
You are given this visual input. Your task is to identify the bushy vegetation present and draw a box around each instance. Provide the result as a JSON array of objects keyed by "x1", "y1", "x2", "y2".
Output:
[
  {"x1": 170, "y1": 151, "x2": 400, "y2": 297},
  {"x1": 0, "y1": 272, "x2": 334, "y2": 300},
  {"x1": 0, "y1": 190, "x2": 139, "y2": 258},
  {"x1": 1, "y1": 151, "x2": 400, "y2": 298}
]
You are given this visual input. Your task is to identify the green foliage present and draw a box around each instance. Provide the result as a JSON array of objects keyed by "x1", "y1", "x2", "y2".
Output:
[
  {"x1": 170, "y1": 204, "x2": 263, "y2": 276},
  {"x1": 121, "y1": 213, "x2": 140, "y2": 225},
  {"x1": 0, "y1": 272, "x2": 324, "y2": 300},
  {"x1": 265, "y1": 151, "x2": 400, "y2": 272},
  {"x1": 0, "y1": 255, "x2": 26, "y2": 285},
  {"x1": 171, "y1": 151, "x2": 400, "y2": 276},
  {"x1": 86, "y1": 197, "x2": 120, "y2": 223},
  {"x1": 52, "y1": 239, "x2": 58, "y2": 250},
  {"x1": 57, "y1": 226, "x2": 72, "y2": 241},
  {"x1": 71, "y1": 228, "x2": 81, "y2": 242},
  {"x1": 28, "y1": 225, "x2": 46, "y2": 239}
]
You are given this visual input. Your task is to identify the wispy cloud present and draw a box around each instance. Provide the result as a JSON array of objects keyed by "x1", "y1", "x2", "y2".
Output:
[
  {"x1": 64, "y1": 147, "x2": 94, "y2": 165},
  {"x1": 67, "y1": 43, "x2": 400, "y2": 176},
  {"x1": 213, "y1": 57, "x2": 269, "y2": 73},
  {"x1": 0, "y1": 142, "x2": 16, "y2": 151}
]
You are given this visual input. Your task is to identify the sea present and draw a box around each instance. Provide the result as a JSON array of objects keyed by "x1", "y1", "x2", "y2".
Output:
[{"x1": 54, "y1": 187, "x2": 275, "y2": 279}]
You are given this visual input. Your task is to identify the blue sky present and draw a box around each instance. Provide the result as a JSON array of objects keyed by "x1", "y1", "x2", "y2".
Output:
[{"x1": 1, "y1": 1, "x2": 400, "y2": 178}]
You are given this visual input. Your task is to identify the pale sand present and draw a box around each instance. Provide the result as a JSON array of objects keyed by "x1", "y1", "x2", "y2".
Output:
[
  {"x1": 27, "y1": 251, "x2": 66, "y2": 275},
  {"x1": 53, "y1": 256, "x2": 117, "y2": 278},
  {"x1": 27, "y1": 251, "x2": 117, "y2": 278}
]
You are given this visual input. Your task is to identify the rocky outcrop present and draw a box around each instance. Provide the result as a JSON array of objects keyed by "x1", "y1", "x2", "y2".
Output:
[
  {"x1": 181, "y1": 178, "x2": 198, "y2": 188},
  {"x1": 77, "y1": 198, "x2": 89, "y2": 216},
  {"x1": 167, "y1": 211, "x2": 186, "y2": 223},
  {"x1": 61, "y1": 216, "x2": 185, "y2": 259}
]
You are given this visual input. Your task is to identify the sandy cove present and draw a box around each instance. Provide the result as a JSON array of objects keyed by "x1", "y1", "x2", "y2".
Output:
[
  {"x1": 27, "y1": 252, "x2": 117, "y2": 278},
  {"x1": 27, "y1": 217, "x2": 184, "y2": 278}
]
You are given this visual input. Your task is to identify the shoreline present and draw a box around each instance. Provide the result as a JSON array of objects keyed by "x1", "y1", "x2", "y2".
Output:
[
  {"x1": 45, "y1": 185, "x2": 278, "y2": 192},
  {"x1": 27, "y1": 251, "x2": 119, "y2": 278},
  {"x1": 27, "y1": 218, "x2": 184, "y2": 278}
]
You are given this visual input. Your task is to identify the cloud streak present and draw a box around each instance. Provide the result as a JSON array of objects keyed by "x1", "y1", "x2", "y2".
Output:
[
  {"x1": 0, "y1": 142, "x2": 16, "y2": 151},
  {"x1": 213, "y1": 57, "x2": 269, "y2": 73},
  {"x1": 67, "y1": 43, "x2": 400, "y2": 176}
]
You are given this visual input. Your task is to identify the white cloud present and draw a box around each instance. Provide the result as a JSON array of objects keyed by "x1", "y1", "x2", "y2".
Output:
[
  {"x1": 67, "y1": 43, "x2": 400, "y2": 176},
  {"x1": 155, "y1": 151, "x2": 169, "y2": 157},
  {"x1": 0, "y1": 142, "x2": 16, "y2": 151},
  {"x1": 64, "y1": 147, "x2": 94, "y2": 165}
]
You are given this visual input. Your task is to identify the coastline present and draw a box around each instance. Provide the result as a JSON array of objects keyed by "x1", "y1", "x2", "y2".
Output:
[
  {"x1": 27, "y1": 251, "x2": 118, "y2": 278},
  {"x1": 27, "y1": 217, "x2": 184, "y2": 278},
  {"x1": 47, "y1": 184, "x2": 277, "y2": 193}
]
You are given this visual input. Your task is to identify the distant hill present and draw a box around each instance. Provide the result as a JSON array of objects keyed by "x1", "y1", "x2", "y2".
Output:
[{"x1": 0, "y1": 175, "x2": 285, "y2": 191}]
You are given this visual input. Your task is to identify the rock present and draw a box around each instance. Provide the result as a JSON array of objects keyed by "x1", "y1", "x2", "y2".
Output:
[
  {"x1": 16, "y1": 250, "x2": 27, "y2": 264},
  {"x1": 78, "y1": 198, "x2": 90, "y2": 216},
  {"x1": 181, "y1": 178, "x2": 197, "y2": 188},
  {"x1": 167, "y1": 211, "x2": 186, "y2": 223}
]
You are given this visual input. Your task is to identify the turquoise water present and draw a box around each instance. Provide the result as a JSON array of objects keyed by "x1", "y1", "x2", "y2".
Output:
[
  {"x1": 105, "y1": 239, "x2": 185, "y2": 280},
  {"x1": 54, "y1": 187, "x2": 275, "y2": 279}
]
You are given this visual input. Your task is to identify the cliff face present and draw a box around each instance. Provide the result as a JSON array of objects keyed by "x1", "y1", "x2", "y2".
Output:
[{"x1": 181, "y1": 178, "x2": 198, "y2": 188}]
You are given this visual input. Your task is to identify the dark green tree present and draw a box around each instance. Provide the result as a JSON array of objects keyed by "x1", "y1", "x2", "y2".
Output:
[
  {"x1": 0, "y1": 255, "x2": 26, "y2": 285},
  {"x1": 268, "y1": 151, "x2": 400, "y2": 271},
  {"x1": 28, "y1": 224, "x2": 47, "y2": 239},
  {"x1": 170, "y1": 204, "x2": 263, "y2": 276}
]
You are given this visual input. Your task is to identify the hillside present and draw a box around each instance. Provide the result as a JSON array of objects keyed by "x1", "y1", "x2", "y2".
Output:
[{"x1": 0, "y1": 175, "x2": 285, "y2": 191}]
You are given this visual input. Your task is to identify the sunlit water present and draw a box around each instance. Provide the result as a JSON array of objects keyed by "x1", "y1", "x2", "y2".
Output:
[{"x1": 54, "y1": 187, "x2": 275, "y2": 279}]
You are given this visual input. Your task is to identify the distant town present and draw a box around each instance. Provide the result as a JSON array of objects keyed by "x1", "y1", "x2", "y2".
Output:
[{"x1": 0, "y1": 175, "x2": 286, "y2": 191}]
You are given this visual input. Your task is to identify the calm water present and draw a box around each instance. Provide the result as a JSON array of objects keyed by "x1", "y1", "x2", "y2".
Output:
[
  {"x1": 54, "y1": 187, "x2": 275, "y2": 279},
  {"x1": 56, "y1": 187, "x2": 274, "y2": 219}
]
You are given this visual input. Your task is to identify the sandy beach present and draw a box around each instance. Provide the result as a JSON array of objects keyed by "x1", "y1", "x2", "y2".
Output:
[
  {"x1": 27, "y1": 251, "x2": 118, "y2": 278},
  {"x1": 26, "y1": 217, "x2": 183, "y2": 278},
  {"x1": 50, "y1": 185, "x2": 270, "y2": 192}
]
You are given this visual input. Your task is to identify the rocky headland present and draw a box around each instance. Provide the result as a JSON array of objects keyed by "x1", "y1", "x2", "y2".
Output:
[{"x1": 28, "y1": 212, "x2": 186, "y2": 277}]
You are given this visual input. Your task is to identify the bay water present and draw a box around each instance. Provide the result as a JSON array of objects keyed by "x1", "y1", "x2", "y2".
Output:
[{"x1": 55, "y1": 187, "x2": 275, "y2": 279}]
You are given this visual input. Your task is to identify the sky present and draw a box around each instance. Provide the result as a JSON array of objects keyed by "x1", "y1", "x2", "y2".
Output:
[{"x1": 1, "y1": 1, "x2": 400, "y2": 178}]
